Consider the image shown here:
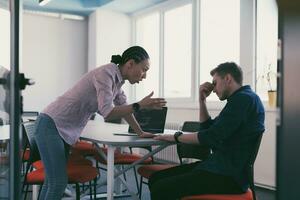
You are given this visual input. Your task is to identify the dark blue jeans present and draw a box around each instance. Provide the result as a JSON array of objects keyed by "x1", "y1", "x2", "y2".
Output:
[
  {"x1": 149, "y1": 162, "x2": 243, "y2": 200},
  {"x1": 34, "y1": 113, "x2": 70, "y2": 200}
]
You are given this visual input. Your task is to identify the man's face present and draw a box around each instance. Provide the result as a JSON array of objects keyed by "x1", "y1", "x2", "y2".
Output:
[
  {"x1": 127, "y1": 59, "x2": 150, "y2": 84},
  {"x1": 212, "y1": 73, "x2": 230, "y2": 101}
]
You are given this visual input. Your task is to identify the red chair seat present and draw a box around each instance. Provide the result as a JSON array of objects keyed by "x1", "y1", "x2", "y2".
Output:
[
  {"x1": 68, "y1": 153, "x2": 93, "y2": 165},
  {"x1": 27, "y1": 165, "x2": 98, "y2": 184},
  {"x1": 32, "y1": 154, "x2": 93, "y2": 169},
  {"x1": 67, "y1": 165, "x2": 98, "y2": 183},
  {"x1": 71, "y1": 141, "x2": 97, "y2": 156},
  {"x1": 26, "y1": 169, "x2": 44, "y2": 184},
  {"x1": 32, "y1": 160, "x2": 44, "y2": 169},
  {"x1": 0, "y1": 155, "x2": 9, "y2": 165},
  {"x1": 22, "y1": 148, "x2": 30, "y2": 161},
  {"x1": 95, "y1": 149, "x2": 153, "y2": 164},
  {"x1": 72, "y1": 142, "x2": 152, "y2": 164},
  {"x1": 137, "y1": 164, "x2": 178, "y2": 179},
  {"x1": 181, "y1": 189, "x2": 253, "y2": 200}
]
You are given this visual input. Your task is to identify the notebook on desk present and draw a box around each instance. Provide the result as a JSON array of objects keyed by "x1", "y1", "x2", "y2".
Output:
[{"x1": 114, "y1": 107, "x2": 168, "y2": 136}]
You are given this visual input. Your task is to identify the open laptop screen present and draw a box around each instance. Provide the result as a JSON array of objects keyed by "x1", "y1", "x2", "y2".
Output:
[{"x1": 128, "y1": 107, "x2": 168, "y2": 134}]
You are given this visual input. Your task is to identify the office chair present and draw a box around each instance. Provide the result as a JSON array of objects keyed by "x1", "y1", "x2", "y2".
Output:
[
  {"x1": 73, "y1": 140, "x2": 153, "y2": 193},
  {"x1": 22, "y1": 111, "x2": 39, "y2": 122},
  {"x1": 22, "y1": 121, "x2": 98, "y2": 200},
  {"x1": 21, "y1": 111, "x2": 39, "y2": 174},
  {"x1": 21, "y1": 114, "x2": 93, "y2": 171},
  {"x1": 137, "y1": 121, "x2": 211, "y2": 198},
  {"x1": 181, "y1": 133, "x2": 263, "y2": 200}
]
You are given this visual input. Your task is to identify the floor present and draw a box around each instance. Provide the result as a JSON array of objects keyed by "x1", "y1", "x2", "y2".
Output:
[
  {"x1": 72, "y1": 167, "x2": 276, "y2": 200},
  {"x1": 101, "y1": 170, "x2": 276, "y2": 200},
  {"x1": 22, "y1": 165, "x2": 276, "y2": 200}
]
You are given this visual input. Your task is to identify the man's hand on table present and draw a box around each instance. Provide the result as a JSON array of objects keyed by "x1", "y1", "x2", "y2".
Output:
[
  {"x1": 139, "y1": 131, "x2": 156, "y2": 138},
  {"x1": 153, "y1": 134, "x2": 175, "y2": 142}
]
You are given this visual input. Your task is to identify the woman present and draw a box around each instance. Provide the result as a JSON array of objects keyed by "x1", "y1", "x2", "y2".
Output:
[{"x1": 34, "y1": 46, "x2": 166, "y2": 199}]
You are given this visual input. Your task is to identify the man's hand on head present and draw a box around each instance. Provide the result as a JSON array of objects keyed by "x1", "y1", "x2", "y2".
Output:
[{"x1": 199, "y1": 82, "x2": 214, "y2": 101}]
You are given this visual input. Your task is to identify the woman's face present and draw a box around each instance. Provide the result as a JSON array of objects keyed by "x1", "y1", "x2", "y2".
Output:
[{"x1": 127, "y1": 59, "x2": 150, "y2": 84}]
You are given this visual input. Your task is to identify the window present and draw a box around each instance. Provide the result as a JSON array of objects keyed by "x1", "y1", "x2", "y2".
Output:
[
  {"x1": 256, "y1": 0, "x2": 278, "y2": 101},
  {"x1": 133, "y1": 0, "x2": 269, "y2": 106},
  {"x1": 199, "y1": 0, "x2": 240, "y2": 101},
  {"x1": 135, "y1": 13, "x2": 160, "y2": 100},
  {"x1": 164, "y1": 3, "x2": 192, "y2": 98}
]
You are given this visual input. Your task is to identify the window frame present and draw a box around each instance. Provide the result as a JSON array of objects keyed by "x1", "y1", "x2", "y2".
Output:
[
  {"x1": 131, "y1": 0, "x2": 275, "y2": 110},
  {"x1": 132, "y1": 0, "x2": 196, "y2": 105}
]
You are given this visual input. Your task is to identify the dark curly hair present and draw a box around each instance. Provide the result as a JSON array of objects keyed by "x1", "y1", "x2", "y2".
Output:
[{"x1": 111, "y1": 46, "x2": 149, "y2": 65}]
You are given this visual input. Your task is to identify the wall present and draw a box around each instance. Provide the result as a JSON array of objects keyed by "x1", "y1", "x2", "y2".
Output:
[
  {"x1": 0, "y1": 8, "x2": 10, "y2": 122},
  {"x1": 22, "y1": 8, "x2": 131, "y2": 113},
  {"x1": 166, "y1": 106, "x2": 276, "y2": 188},
  {"x1": 88, "y1": 9, "x2": 131, "y2": 71},
  {"x1": 22, "y1": 12, "x2": 88, "y2": 112},
  {"x1": 88, "y1": 9, "x2": 132, "y2": 97},
  {"x1": 0, "y1": 7, "x2": 10, "y2": 69}
]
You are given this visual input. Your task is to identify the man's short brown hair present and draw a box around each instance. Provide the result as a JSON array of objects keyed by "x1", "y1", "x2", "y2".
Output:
[{"x1": 210, "y1": 62, "x2": 243, "y2": 85}]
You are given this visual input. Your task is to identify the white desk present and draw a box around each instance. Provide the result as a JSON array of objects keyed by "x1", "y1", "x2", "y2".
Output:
[
  {"x1": 0, "y1": 125, "x2": 9, "y2": 199},
  {"x1": 0, "y1": 125, "x2": 9, "y2": 141},
  {"x1": 0, "y1": 125, "x2": 9, "y2": 164},
  {"x1": 80, "y1": 121, "x2": 174, "y2": 200}
]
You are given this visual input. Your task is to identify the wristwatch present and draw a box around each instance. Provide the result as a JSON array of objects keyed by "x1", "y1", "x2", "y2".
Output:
[
  {"x1": 174, "y1": 131, "x2": 183, "y2": 143},
  {"x1": 132, "y1": 103, "x2": 140, "y2": 113}
]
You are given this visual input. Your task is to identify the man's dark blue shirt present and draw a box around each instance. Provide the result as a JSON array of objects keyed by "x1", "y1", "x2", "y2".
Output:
[{"x1": 196, "y1": 85, "x2": 265, "y2": 191}]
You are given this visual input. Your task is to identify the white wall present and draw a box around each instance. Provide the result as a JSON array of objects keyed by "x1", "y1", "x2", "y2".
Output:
[
  {"x1": 0, "y1": 8, "x2": 10, "y2": 123},
  {"x1": 240, "y1": 0, "x2": 256, "y2": 86},
  {"x1": 88, "y1": 9, "x2": 132, "y2": 98},
  {"x1": 88, "y1": 9, "x2": 131, "y2": 71},
  {"x1": 88, "y1": 11, "x2": 97, "y2": 70},
  {"x1": 22, "y1": 12, "x2": 88, "y2": 112},
  {"x1": 166, "y1": 106, "x2": 276, "y2": 188},
  {"x1": 0, "y1": 7, "x2": 10, "y2": 69}
]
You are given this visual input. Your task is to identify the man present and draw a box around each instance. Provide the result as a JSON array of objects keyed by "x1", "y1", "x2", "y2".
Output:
[{"x1": 150, "y1": 62, "x2": 265, "y2": 200}]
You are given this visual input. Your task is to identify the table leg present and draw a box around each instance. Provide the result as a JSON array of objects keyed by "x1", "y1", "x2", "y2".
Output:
[
  {"x1": 114, "y1": 165, "x2": 122, "y2": 194},
  {"x1": 107, "y1": 145, "x2": 115, "y2": 200},
  {"x1": 32, "y1": 185, "x2": 39, "y2": 200}
]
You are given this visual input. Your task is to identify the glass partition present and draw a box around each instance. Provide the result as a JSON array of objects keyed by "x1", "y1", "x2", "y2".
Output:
[
  {"x1": 1, "y1": 1, "x2": 23, "y2": 199},
  {"x1": 0, "y1": 3, "x2": 11, "y2": 198}
]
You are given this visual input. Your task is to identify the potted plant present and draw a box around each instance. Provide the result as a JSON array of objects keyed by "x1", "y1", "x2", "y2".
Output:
[{"x1": 258, "y1": 64, "x2": 277, "y2": 107}]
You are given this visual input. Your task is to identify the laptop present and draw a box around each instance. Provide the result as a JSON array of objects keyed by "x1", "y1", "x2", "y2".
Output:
[{"x1": 114, "y1": 107, "x2": 168, "y2": 136}]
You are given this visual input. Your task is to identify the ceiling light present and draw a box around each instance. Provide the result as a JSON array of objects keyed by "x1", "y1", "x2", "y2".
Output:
[{"x1": 39, "y1": 0, "x2": 51, "y2": 6}]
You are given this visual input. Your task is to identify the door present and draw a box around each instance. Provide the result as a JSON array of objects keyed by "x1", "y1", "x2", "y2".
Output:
[{"x1": 277, "y1": 0, "x2": 300, "y2": 199}]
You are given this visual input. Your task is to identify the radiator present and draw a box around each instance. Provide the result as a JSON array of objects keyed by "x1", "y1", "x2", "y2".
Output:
[
  {"x1": 165, "y1": 122, "x2": 182, "y2": 131},
  {"x1": 139, "y1": 122, "x2": 182, "y2": 163},
  {"x1": 153, "y1": 145, "x2": 179, "y2": 163}
]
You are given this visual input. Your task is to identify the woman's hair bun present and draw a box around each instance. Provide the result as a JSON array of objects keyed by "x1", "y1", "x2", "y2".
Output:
[{"x1": 111, "y1": 55, "x2": 122, "y2": 64}]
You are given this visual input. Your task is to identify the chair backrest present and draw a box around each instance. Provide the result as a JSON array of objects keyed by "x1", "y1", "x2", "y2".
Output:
[
  {"x1": 21, "y1": 112, "x2": 38, "y2": 151},
  {"x1": 23, "y1": 121, "x2": 41, "y2": 163},
  {"x1": 177, "y1": 121, "x2": 211, "y2": 164},
  {"x1": 22, "y1": 111, "x2": 39, "y2": 122},
  {"x1": 248, "y1": 132, "x2": 263, "y2": 172},
  {"x1": 247, "y1": 132, "x2": 263, "y2": 200}
]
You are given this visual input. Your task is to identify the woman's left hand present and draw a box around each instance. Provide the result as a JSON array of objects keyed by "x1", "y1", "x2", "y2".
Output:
[{"x1": 139, "y1": 92, "x2": 167, "y2": 110}]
